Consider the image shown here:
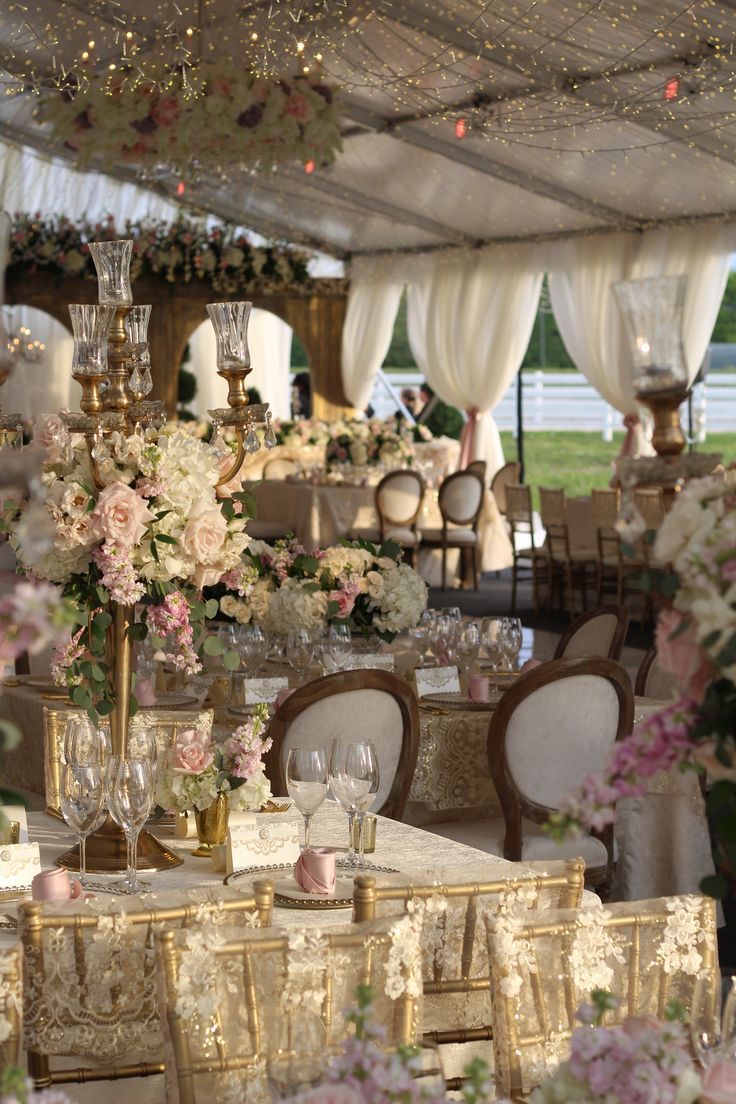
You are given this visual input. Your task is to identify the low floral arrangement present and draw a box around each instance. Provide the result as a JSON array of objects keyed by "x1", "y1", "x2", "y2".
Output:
[
  {"x1": 156, "y1": 703, "x2": 271, "y2": 813},
  {"x1": 325, "y1": 418, "x2": 416, "y2": 470},
  {"x1": 7, "y1": 213, "x2": 334, "y2": 297},
  {"x1": 549, "y1": 470, "x2": 736, "y2": 897},
  {"x1": 39, "y1": 61, "x2": 342, "y2": 174},
  {"x1": 295, "y1": 986, "x2": 492, "y2": 1104},
  {"x1": 274, "y1": 418, "x2": 334, "y2": 449},
  {"x1": 219, "y1": 537, "x2": 428, "y2": 641},
  {"x1": 1, "y1": 416, "x2": 255, "y2": 720}
]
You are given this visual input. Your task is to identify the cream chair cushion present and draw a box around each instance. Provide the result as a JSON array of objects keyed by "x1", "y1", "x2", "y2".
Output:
[{"x1": 420, "y1": 527, "x2": 479, "y2": 545}]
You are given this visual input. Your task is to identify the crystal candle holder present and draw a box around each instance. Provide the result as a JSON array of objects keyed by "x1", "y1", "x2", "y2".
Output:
[
  {"x1": 207, "y1": 301, "x2": 252, "y2": 373},
  {"x1": 89, "y1": 240, "x2": 134, "y2": 307},
  {"x1": 69, "y1": 304, "x2": 115, "y2": 375}
]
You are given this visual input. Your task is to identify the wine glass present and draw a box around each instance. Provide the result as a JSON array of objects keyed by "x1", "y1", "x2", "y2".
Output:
[
  {"x1": 433, "y1": 614, "x2": 457, "y2": 666},
  {"x1": 59, "y1": 763, "x2": 105, "y2": 888},
  {"x1": 64, "y1": 716, "x2": 106, "y2": 767},
  {"x1": 329, "y1": 739, "x2": 379, "y2": 869},
  {"x1": 285, "y1": 747, "x2": 328, "y2": 849},
  {"x1": 482, "y1": 617, "x2": 505, "y2": 680},
  {"x1": 499, "y1": 617, "x2": 523, "y2": 670},
  {"x1": 241, "y1": 624, "x2": 269, "y2": 675},
  {"x1": 456, "y1": 621, "x2": 481, "y2": 673},
  {"x1": 218, "y1": 623, "x2": 238, "y2": 652},
  {"x1": 287, "y1": 628, "x2": 314, "y2": 683},
  {"x1": 328, "y1": 623, "x2": 352, "y2": 671},
  {"x1": 127, "y1": 727, "x2": 159, "y2": 791},
  {"x1": 691, "y1": 970, "x2": 736, "y2": 1067},
  {"x1": 107, "y1": 757, "x2": 155, "y2": 893}
]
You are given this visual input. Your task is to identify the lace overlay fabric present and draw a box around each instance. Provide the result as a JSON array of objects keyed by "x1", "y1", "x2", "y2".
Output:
[
  {"x1": 410, "y1": 710, "x2": 502, "y2": 818},
  {"x1": 486, "y1": 894, "x2": 718, "y2": 1097},
  {"x1": 0, "y1": 943, "x2": 21, "y2": 1066},
  {"x1": 21, "y1": 884, "x2": 260, "y2": 1065}
]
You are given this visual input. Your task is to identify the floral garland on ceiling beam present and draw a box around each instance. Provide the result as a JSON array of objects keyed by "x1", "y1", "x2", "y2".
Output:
[{"x1": 7, "y1": 213, "x2": 347, "y2": 297}]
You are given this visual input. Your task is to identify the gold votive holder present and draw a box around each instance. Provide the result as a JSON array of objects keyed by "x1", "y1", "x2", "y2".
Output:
[
  {"x1": 352, "y1": 814, "x2": 376, "y2": 854},
  {"x1": 0, "y1": 821, "x2": 20, "y2": 846}
]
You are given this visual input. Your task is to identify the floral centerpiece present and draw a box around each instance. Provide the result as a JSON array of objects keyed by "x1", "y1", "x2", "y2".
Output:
[
  {"x1": 156, "y1": 704, "x2": 271, "y2": 814},
  {"x1": 219, "y1": 537, "x2": 428, "y2": 642},
  {"x1": 39, "y1": 62, "x2": 342, "y2": 174},
  {"x1": 274, "y1": 418, "x2": 334, "y2": 448},
  {"x1": 325, "y1": 419, "x2": 415, "y2": 470},
  {"x1": 2, "y1": 416, "x2": 253, "y2": 719},
  {"x1": 549, "y1": 470, "x2": 736, "y2": 897}
]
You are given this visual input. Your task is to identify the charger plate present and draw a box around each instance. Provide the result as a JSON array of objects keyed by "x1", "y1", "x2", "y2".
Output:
[
  {"x1": 224, "y1": 859, "x2": 399, "y2": 909},
  {"x1": 142, "y1": 692, "x2": 199, "y2": 709}
]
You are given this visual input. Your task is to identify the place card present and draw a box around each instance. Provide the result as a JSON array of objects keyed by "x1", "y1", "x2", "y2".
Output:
[
  {"x1": 415, "y1": 665, "x2": 461, "y2": 698},
  {"x1": 221, "y1": 820, "x2": 301, "y2": 876},
  {"x1": 345, "y1": 654, "x2": 395, "y2": 672},
  {"x1": 243, "y1": 677, "x2": 289, "y2": 705},
  {"x1": 0, "y1": 805, "x2": 29, "y2": 843},
  {"x1": 0, "y1": 842, "x2": 41, "y2": 897}
]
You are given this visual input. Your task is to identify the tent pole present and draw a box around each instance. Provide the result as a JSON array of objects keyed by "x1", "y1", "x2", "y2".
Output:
[{"x1": 517, "y1": 368, "x2": 525, "y2": 482}]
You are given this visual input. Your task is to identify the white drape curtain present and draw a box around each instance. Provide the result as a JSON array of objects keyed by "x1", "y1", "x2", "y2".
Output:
[
  {"x1": 187, "y1": 308, "x2": 293, "y2": 420},
  {"x1": 341, "y1": 257, "x2": 404, "y2": 411},
  {"x1": 406, "y1": 244, "x2": 546, "y2": 475}
]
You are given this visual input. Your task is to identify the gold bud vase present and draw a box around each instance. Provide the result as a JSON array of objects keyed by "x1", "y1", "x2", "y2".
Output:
[{"x1": 192, "y1": 793, "x2": 229, "y2": 858}]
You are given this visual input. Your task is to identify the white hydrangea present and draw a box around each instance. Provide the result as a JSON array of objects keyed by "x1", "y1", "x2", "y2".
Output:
[{"x1": 370, "y1": 562, "x2": 428, "y2": 633}]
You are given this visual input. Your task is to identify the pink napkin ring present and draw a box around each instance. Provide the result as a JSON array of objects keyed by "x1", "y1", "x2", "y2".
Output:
[
  {"x1": 294, "y1": 848, "x2": 336, "y2": 895},
  {"x1": 32, "y1": 868, "x2": 84, "y2": 902}
]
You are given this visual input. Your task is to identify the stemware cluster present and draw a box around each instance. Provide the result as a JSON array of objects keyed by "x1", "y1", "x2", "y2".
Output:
[
  {"x1": 285, "y1": 738, "x2": 379, "y2": 868},
  {"x1": 415, "y1": 609, "x2": 523, "y2": 675},
  {"x1": 60, "y1": 715, "x2": 158, "y2": 893}
]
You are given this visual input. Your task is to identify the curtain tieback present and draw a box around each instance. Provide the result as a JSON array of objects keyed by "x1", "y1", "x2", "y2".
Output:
[
  {"x1": 458, "y1": 407, "x2": 482, "y2": 469},
  {"x1": 610, "y1": 413, "x2": 642, "y2": 485}
]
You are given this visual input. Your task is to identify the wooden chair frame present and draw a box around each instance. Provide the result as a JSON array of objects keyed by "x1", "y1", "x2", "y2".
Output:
[
  {"x1": 466, "y1": 459, "x2": 488, "y2": 485},
  {"x1": 421, "y1": 470, "x2": 485, "y2": 591},
  {"x1": 635, "y1": 647, "x2": 658, "y2": 697},
  {"x1": 263, "y1": 669, "x2": 420, "y2": 820},
  {"x1": 552, "y1": 605, "x2": 630, "y2": 663},
  {"x1": 487, "y1": 658, "x2": 634, "y2": 894},
  {"x1": 489, "y1": 461, "x2": 521, "y2": 516},
  {"x1": 157, "y1": 925, "x2": 418, "y2": 1104},
  {"x1": 374, "y1": 469, "x2": 425, "y2": 565},
  {"x1": 505, "y1": 483, "x2": 547, "y2": 616},
  {"x1": 20, "y1": 883, "x2": 274, "y2": 1090}
]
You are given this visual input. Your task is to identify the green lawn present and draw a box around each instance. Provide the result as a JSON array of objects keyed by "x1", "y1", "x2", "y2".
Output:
[{"x1": 499, "y1": 431, "x2": 736, "y2": 502}]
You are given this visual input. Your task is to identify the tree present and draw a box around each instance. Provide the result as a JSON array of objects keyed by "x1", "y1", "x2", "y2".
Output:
[{"x1": 712, "y1": 271, "x2": 736, "y2": 343}]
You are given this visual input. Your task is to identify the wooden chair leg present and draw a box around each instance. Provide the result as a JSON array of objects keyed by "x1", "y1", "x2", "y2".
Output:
[
  {"x1": 510, "y1": 557, "x2": 518, "y2": 614},
  {"x1": 472, "y1": 544, "x2": 479, "y2": 591},
  {"x1": 565, "y1": 562, "x2": 575, "y2": 619},
  {"x1": 531, "y1": 558, "x2": 540, "y2": 616},
  {"x1": 441, "y1": 545, "x2": 447, "y2": 591}
]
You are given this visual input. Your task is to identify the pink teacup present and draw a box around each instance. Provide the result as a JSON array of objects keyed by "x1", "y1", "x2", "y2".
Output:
[
  {"x1": 468, "y1": 674, "x2": 490, "y2": 703},
  {"x1": 32, "y1": 868, "x2": 83, "y2": 902}
]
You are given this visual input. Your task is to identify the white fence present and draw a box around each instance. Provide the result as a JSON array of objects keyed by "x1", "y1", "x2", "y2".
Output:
[{"x1": 371, "y1": 368, "x2": 736, "y2": 440}]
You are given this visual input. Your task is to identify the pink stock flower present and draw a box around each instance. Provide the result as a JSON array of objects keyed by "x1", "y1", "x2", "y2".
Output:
[
  {"x1": 146, "y1": 592, "x2": 201, "y2": 676},
  {"x1": 91, "y1": 482, "x2": 154, "y2": 547},
  {"x1": 701, "y1": 1059, "x2": 736, "y2": 1104},
  {"x1": 170, "y1": 729, "x2": 214, "y2": 773},
  {"x1": 655, "y1": 608, "x2": 716, "y2": 704},
  {"x1": 92, "y1": 543, "x2": 145, "y2": 605}
]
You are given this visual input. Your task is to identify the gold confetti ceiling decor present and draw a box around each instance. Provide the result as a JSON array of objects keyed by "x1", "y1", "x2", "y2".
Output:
[{"x1": 0, "y1": 1, "x2": 735, "y2": 256}]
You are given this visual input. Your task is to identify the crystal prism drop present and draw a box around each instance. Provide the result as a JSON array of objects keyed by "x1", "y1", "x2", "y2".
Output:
[
  {"x1": 128, "y1": 365, "x2": 144, "y2": 394},
  {"x1": 210, "y1": 429, "x2": 227, "y2": 457},
  {"x1": 244, "y1": 428, "x2": 260, "y2": 454},
  {"x1": 91, "y1": 437, "x2": 110, "y2": 463},
  {"x1": 264, "y1": 424, "x2": 277, "y2": 449},
  {"x1": 140, "y1": 367, "x2": 153, "y2": 396}
]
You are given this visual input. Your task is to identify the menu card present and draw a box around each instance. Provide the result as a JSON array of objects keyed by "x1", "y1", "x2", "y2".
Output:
[
  {"x1": 345, "y1": 654, "x2": 395, "y2": 672},
  {"x1": 415, "y1": 665, "x2": 461, "y2": 697},
  {"x1": 244, "y1": 677, "x2": 289, "y2": 705},
  {"x1": 220, "y1": 821, "x2": 301, "y2": 876},
  {"x1": 0, "y1": 842, "x2": 41, "y2": 897}
]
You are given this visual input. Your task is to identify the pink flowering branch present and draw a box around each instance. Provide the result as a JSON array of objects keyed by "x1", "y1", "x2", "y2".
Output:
[
  {"x1": 92, "y1": 542, "x2": 145, "y2": 605},
  {"x1": 145, "y1": 591, "x2": 201, "y2": 676}
]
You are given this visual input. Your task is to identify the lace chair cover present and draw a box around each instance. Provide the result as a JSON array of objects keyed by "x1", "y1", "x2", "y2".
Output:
[
  {"x1": 44, "y1": 707, "x2": 214, "y2": 816},
  {"x1": 486, "y1": 894, "x2": 719, "y2": 1098},
  {"x1": 20, "y1": 882, "x2": 272, "y2": 1074},
  {"x1": 157, "y1": 914, "x2": 424, "y2": 1104},
  {"x1": 0, "y1": 942, "x2": 21, "y2": 1070}
]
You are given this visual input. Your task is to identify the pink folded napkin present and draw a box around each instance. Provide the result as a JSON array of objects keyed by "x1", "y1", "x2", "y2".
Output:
[
  {"x1": 32, "y1": 868, "x2": 84, "y2": 901},
  {"x1": 294, "y1": 848, "x2": 336, "y2": 895},
  {"x1": 468, "y1": 674, "x2": 489, "y2": 702},
  {"x1": 136, "y1": 678, "x2": 157, "y2": 707}
]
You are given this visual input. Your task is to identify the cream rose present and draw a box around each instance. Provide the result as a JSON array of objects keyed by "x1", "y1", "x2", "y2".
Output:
[
  {"x1": 91, "y1": 482, "x2": 154, "y2": 547},
  {"x1": 181, "y1": 504, "x2": 228, "y2": 571}
]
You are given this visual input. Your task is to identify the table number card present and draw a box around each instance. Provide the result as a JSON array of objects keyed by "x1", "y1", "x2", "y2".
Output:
[
  {"x1": 345, "y1": 654, "x2": 395, "y2": 672},
  {"x1": 415, "y1": 666, "x2": 461, "y2": 698},
  {"x1": 244, "y1": 677, "x2": 289, "y2": 705},
  {"x1": 0, "y1": 842, "x2": 41, "y2": 897},
  {"x1": 223, "y1": 821, "x2": 300, "y2": 876}
]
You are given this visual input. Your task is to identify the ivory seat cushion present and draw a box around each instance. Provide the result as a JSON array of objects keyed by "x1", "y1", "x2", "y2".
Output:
[
  {"x1": 352, "y1": 526, "x2": 419, "y2": 544},
  {"x1": 428, "y1": 816, "x2": 610, "y2": 869},
  {"x1": 420, "y1": 528, "x2": 479, "y2": 545}
]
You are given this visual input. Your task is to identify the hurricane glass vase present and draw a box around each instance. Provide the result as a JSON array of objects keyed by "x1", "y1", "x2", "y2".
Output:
[{"x1": 88, "y1": 240, "x2": 134, "y2": 307}]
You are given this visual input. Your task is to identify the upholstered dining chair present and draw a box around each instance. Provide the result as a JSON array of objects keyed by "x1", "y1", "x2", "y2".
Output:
[
  {"x1": 486, "y1": 894, "x2": 719, "y2": 1099},
  {"x1": 539, "y1": 487, "x2": 596, "y2": 618},
  {"x1": 466, "y1": 459, "x2": 488, "y2": 485},
  {"x1": 351, "y1": 469, "x2": 425, "y2": 563},
  {"x1": 505, "y1": 483, "x2": 547, "y2": 615},
  {"x1": 635, "y1": 647, "x2": 677, "y2": 700},
  {"x1": 263, "y1": 669, "x2": 419, "y2": 820},
  {"x1": 591, "y1": 488, "x2": 646, "y2": 616},
  {"x1": 420, "y1": 469, "x2": 485, "y2": 590},
  {"x1": 19, "y1": 882, "x2": 274, "y2": 1091},
  {"x1": 426, "y1": 658, "x2": 634, "y2": 894},
  {"x1": 552, "y1": 604, "x2": 629, "y2": 662},
  {"x1": 157, "y1": 916, "x2": 423, "y2": 1104},
  {"x1": 489, "y1": 461, "x2": 521, "y2": 516}
]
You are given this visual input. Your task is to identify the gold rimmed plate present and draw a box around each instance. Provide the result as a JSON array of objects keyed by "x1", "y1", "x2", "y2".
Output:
[{"x1": 142, "y1": 692, "x2": 199, "y2": 709}]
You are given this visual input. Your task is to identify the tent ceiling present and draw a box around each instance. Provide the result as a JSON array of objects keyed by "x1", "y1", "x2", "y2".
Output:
[{"x1": 1, "y1": 0, "x2": 735, "y2": 259}]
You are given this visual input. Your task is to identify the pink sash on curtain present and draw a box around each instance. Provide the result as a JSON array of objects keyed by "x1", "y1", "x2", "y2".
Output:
[
  {"x1": 610, "y1": 413, "x2": 641, "y2": 486},
  {"x1": 458, "y1": 407, "x2": 481, "y2": 469}
]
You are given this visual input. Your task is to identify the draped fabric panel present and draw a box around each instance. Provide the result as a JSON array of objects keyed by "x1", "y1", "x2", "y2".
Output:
[
  {"x1": 341, "y1": 258, "x2": 404, "y2": 411},
  {"x1": 187, "y1": 308, "x2": 293, "y2": 421},
  {"x1": 0, "y1": 306, "x2": 77, "y2": 417},
  {"x1": 407, "y1": 245, "x2": 546, "y2": 475}
]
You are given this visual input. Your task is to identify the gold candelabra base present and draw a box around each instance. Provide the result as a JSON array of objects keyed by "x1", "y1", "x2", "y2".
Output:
[
  {"x1": 636, "y1": 386, "x2": 689, "y2": 456},
  {"x1": 56, "y1": 814, "x2": 183, "y2": 874}
]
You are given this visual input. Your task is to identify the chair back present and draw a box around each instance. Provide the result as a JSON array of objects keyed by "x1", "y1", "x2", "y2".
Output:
[
  {"x1": 487, "y1": 658, "x2": 633, "y2": 871},
  {"x1": 263, "y1": 669, "x2": 419, "y2": 819},
  {"x1": 553, "y1": 605, "x2": 629, "y2": 661},
  {"x1": 490, "y1": 462, "x2": 522, "y2": 515},
  {"x1": 505, "y1": 484, "x2": 533, "y2": 526},
  {"x1": 634, "y1": 487, "x2": 666, "y2": 531},
  {"x1": 0, "y1": 944, "x2": 21, "y2": 1070},
  {"x1": 19, "y1": 883, "x2": 274, "y2": 1088},
  {"x1": 539, "y1": 486, "x2": 566, "y2": 525},
  {"x1": 437, "y1": 471, "x2": 484, "y2": 527},
  {"x1": 635, "y1": 647, "x2": 677, "y2": 700},
  {"x1": 157, "y1": 916, "x2": 423, "y2": 1104},
  {"x1": 466, "y1": 459, "x2": 487, "y2": 484},
  {"x1": 591, "y1": 487, "x2": 620, "y2": 528},
  {"x1": 486, "y1": 894, "x2": 718, "y2": 1098},
  {"x1": 374, "y1": 470, "x2": 424, "y2": 531},
  {"x1": 262, "y1": 456, "x2": 298, "y2": 480},
  {"x1": 43, "y1": 707, "x2": 214, "y2": 818}
]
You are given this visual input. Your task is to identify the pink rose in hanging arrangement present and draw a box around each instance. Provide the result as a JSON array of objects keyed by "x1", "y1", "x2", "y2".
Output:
[
  {"x1": 655, "y1": 608, "x2": 716, "y2": 704},
  {"x1": 91, "y1": 482, "x2": 155, "y2": 547}
]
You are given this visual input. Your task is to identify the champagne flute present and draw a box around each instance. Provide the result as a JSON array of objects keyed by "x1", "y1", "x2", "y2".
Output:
[
  {"x1": 328, "y1": 623, "x2": 352, "y2": 671},
  {"x1": 351, "y1": 742, "x2": 379, "y2": 869},
  {"x1": 285, "y1": 747, "x2": 328, "y2": 849},
  {"x1": 287, "y1": 628, "x2": 314, "y2": 684},
  {"x1": 482, "y1": 617, "x2": 505, "y2": 680},
  {"x1": 59, "y1": 763, "x2": 105, "y2": 888},
  {"x1": 499, "y1": 617, "x2": 523, "y2": 670},
  {"x1": 107, "y1": 757, "x2": 154, "y2": 893},
  {"x1": 456, "y1": 621, "x2": 481, "y2": 673},
  {"x1": 691, "y1": 970, "x2": 736, "y2": 1067},
  {"x1": 330, "y1": 739, "x2": 379, "y2": 869}
]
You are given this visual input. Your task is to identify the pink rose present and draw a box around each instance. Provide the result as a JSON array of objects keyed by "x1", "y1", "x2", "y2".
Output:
[
  {"x1": 181, "y1": 504, "x2": 228, "y2": 569},
  {"x1": 91, "y1": 482, "x2": 154, "y2": 547},
  {"x1": 192, "y1": 564, "x2": 224, "y2": 590},
  {"x1": 328, "y1": 589, "x2": 356, "y2": 619},
  {"x1": 655, "y1": 608, "x2": 716, "y2": 704},
  {"x1": 171, "y1": 729, "x2": 214, "y2": 773},
  {"x1": 702, "y1": 1060, "x2": 736, "y2": 1104}
]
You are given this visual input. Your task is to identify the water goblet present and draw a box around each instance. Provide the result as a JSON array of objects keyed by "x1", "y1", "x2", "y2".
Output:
[
  {"x1": 64, "y1": 716, "x2": 107, "y2": 767},
  {"x1": 285, "y1": 747, "x2": 328, "y2": 850},
  {"x1": 328, "y1": 623, "x2": 352, "y2": 671},
  {"x1": 329, "y1": 739, "x2": 379, "y2": 869},
  {"x1": 59, "y1": 763, "x2": 105, "y2": 888},
  {"x1": 482, "y1": 617, "x2": 505, "y2": 680},
  {"x1": 287, "y1": 628, "x2": 314, "y2": 684},
  {"x1": 499, "y1": 617, "x2": 523, "y2": 670},
  {"x1": 241, "y1": 624, "x2": 269, "y2": 675},
  {"x1": 456, "y1": 621, "x2": 481, "y2": 673},
  {"x1": 691, "y1": 970, "x2": 736, "y2": 1067},
  {"x1": 107, "y1": 757, "x2": 155, "y2": 893}
]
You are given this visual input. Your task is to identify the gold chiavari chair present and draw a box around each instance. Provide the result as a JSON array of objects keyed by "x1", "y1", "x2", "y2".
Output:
[
  {"x1": 20, "y1": 881, "x2": 274, "y2": 1090},
  {"x1": 539, "y1": 487, "x2": 596, "y2": 619},
  {"x1": 0, "y1": 944, "x2": 22, "y2": 1073},
  {"x1": 486, "y1": 894, "x2": 719, "y2": 1099},
  {"x1": 156, "y1": 915, "x2": 423, "y2": 1104},
  {"x1": 352, "y1": 860, "x2": 585, "y2": 1086},
  {"x1": 43, "y1": 706, "x2": 214, "y2": 817},
  {"x1": 505, "y1": 484, "x2": 547, "y2": 616}
]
